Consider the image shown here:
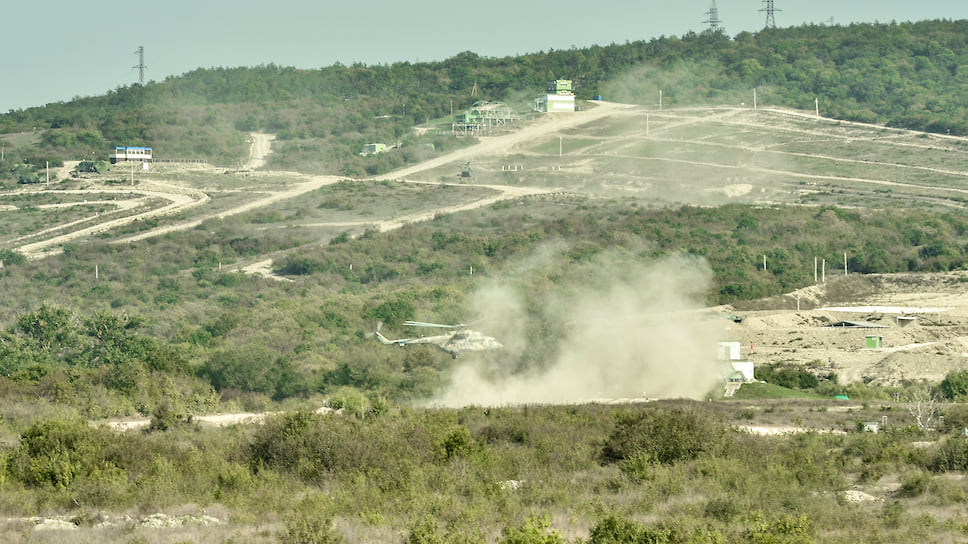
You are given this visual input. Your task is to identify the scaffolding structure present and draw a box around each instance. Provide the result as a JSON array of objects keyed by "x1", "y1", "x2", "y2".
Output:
[{"x1": 452, "y1": 101, "x2": 517, "y2": 136}]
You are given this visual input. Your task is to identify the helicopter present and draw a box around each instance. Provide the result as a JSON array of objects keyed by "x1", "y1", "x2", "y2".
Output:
[{"x1": 374, "y1": 321, "x2": 502, "y2": 359}]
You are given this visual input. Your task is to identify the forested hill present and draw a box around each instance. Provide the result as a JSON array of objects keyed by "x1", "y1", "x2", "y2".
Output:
[{"x1": 1, "y1": 19, "x2": 966, "y2": 177}]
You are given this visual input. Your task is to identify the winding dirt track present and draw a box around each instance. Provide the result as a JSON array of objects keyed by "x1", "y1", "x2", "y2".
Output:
[
  {"x1": 11, "y1": 101, "x2": 968, "y2": 260},
  {"x1": 12, "y1": 106, "x2": 624, "y2": 259}
]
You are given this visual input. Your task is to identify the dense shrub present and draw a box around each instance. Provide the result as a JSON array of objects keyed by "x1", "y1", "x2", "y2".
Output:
[
  {"x1": 600, "y1": 407, "x2": 726, "y2": 465},
  {"x1": 499, "y1": 515, "x2": 562, "y2": 544},
  {"x1": 939, "y1": 369, "x2": 968, "y2": 400},
  {"x1": 924, "y1": 437, "x2": 968, "y2": 472},
  {"x1": 757, "y1": 364, "x2": 821, "y2": 390},
  {"x1": 7, "y1": 417, "x2": 106, "y2": 488}
]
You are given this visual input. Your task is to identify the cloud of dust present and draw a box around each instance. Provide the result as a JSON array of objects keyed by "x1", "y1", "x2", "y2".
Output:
[{"x1": 431, "y1": 250, "x2": 725, "y2": 407}]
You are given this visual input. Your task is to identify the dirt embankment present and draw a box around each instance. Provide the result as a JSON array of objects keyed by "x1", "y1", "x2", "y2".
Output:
[{"x1": 722, "y1": 272, "x2": 968, "y2": 386}]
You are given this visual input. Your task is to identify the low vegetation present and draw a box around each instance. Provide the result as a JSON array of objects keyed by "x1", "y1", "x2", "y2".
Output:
[{"x1": 2, "y1": 400, "x2": 968, "y2": 542}]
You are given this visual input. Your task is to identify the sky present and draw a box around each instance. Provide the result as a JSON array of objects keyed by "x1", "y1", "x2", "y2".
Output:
[{"x1": 2, "y1": 1, "x2": 966, "y2": 112}]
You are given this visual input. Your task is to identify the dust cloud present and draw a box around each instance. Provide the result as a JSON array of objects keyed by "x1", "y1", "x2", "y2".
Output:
[{"x1": 431, "y1": 251, "x2": 725, "y2": 407}]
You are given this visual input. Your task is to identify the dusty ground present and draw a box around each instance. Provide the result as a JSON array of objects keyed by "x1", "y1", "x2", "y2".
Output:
[{"x1": 720, "y1": 271, "x2": 968, "y2": 386}]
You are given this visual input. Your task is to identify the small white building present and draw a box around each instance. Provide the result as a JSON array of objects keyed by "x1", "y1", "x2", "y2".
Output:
[
  {"x1": 536, "y1": 79, "x2": 576, "y2": 113},
  {"x1": 360, "y1": 143, "x2": 386, "y2": 156},
  {"x1": 537, "y1": 94, "x2": 575, "y2": 113},
  {"x1": 717, "y1": 341, "x2": 754, "y2": 382},
  {"x1": 717, "y1": 341, "x2": 741, "y2": 361},
  {"x1": 109, "y1": 146, "x2": 152, "y2": 164},
  {"x1": 729, "y1": 361, "x2": 755, "y2": 382}
]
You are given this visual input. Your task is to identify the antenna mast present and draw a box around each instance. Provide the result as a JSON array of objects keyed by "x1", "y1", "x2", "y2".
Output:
[
  {"x1": 133, "y1": 46, "x2": 147, "y2": 86},
  {"x1": 760, "y1": 1, "x2": 779, "y2": 29},
  {"x1": 703, "y1": 0, "x2": 723, "y2": 33}
]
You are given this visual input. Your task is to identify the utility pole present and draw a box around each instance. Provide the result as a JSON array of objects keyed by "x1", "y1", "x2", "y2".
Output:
[
  {"x1": 760, "y1": 0, "x2": 779, "y2": 29},
  {"x1": 703, "y1": 0, "x2": 723, "y2": 33},
  {"x1": 133, "y1": 46, "x2": 146, "y2": 86}
]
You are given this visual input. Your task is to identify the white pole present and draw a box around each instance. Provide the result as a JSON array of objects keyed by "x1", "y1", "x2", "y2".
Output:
[
  {"x1": 763, "y1": 255, "x2": 767, "y2": 271},
  {"x1": 844, "y1": 252, "x2": 848, "y2": 275},
  {"x1": 95, "y1": 265, "x2": 98, "y2": 280},
  {"x1": 46, "y1": 161, "x2": 49, "y2": 186},
  {"x1": 815, "y1": 98, "x2": 820, "y2": 119},
  {"x1": 659, "y1": 89, "x2": 663, "y2": 111},
  {"x1": 753, "y1": 88, "x2": 757, "y2": 110}
]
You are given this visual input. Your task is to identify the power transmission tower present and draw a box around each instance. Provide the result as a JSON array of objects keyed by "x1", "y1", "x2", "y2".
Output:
[
  {"x1": 133, "y1": 46, "x2": 147, "y2": 86},
  {"x1": 760, "y1": 0, "x2": 779, "y2": 29},
  {"x1": 703, "y1": 0, "x2": 723, "y2": 33}
]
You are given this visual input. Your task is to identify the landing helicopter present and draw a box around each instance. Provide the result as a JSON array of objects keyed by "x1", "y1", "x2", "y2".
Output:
[{"x1": 374, "y1": 321, "x2": 502, "y2": 359}]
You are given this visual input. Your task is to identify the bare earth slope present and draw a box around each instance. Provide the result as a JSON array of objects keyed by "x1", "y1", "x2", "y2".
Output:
[{"x1": 721, "y1": 272, "x2": 968, "y2": 386}]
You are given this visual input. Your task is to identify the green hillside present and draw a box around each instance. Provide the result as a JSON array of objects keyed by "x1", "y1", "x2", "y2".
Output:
[{"x1": 1, "y1": 20, "x2": 967, "y2": 180}]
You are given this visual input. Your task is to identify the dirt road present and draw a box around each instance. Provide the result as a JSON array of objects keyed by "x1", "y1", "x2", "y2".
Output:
[
  {"x1": 244, "y1": 133, "x2": 274, "y2": 170},
  {"x1": 59, "y1": 107, "x2": 619, "y2": 257},
  {"x1": 12, "y1": 100, "x2": 968, "y2": 263},
  {"x1": 384, "y1": 101, "x2": 628, "y2": 181},
  {"x1": 17, "y1": 183, "x2": 210, "y2": 259}
]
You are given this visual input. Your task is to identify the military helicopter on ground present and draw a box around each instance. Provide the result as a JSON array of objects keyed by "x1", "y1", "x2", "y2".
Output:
[{"x1": 374, "y1": 321, "x2": 502, "y2": 359}]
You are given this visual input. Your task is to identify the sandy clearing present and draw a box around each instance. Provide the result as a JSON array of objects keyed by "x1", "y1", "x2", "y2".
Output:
[
  {"x1": 382, "y1": 101, "x2": 631, "y2": 181},
  {"x1": 97, "y1": 406, "x2": 340, "y2": 432},
  {"x1": 726, "y1": 272, "x2": 968, "y2": 386}
]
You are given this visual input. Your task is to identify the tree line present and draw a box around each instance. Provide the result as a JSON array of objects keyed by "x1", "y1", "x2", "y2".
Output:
[{"x1": 1, "y1": 20, "x2": 967, "y2": 180}]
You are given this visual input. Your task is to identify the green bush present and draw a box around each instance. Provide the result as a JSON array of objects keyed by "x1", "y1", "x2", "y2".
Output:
[
  {"x1": 745, "y1": 513, "x2": 813, "y2": 544},
  {"x1": 587, "y1": 515, "x2": 707, "y2": 544},
  {"x1": 8, "y1": 417, "x2": 107, "y2": 489},
  {"x1": 925, "y1": 437, "x2": 968, "y2": 472},
  {"x1": 601, "y1": 407, "x2": 725, "y2": 465},
  {"x1": 939, "y1": 370, "x2": 968, "y2": 400},
  {"x1": 499, "y1": 515, "x2": 562, "y2": 544},
  {"x1": 279, "y1": 495, "x2": 345, "y2": 544},
  {"x1": 897, "y1": 472, "x2": 930, "y2": 497},
  {"x1": 757, "y1": 364, "x2": 820, "y2": 390}
]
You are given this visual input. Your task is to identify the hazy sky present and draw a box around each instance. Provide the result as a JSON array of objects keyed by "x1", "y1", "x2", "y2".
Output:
[{"x1": 2, "y1": 1, "x2": 966, "y2": 112}]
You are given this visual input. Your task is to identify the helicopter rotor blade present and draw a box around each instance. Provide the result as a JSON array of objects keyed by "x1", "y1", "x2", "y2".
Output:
[{"x1": 404, "y1": 321, "x2": 464, "y2": 329}]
